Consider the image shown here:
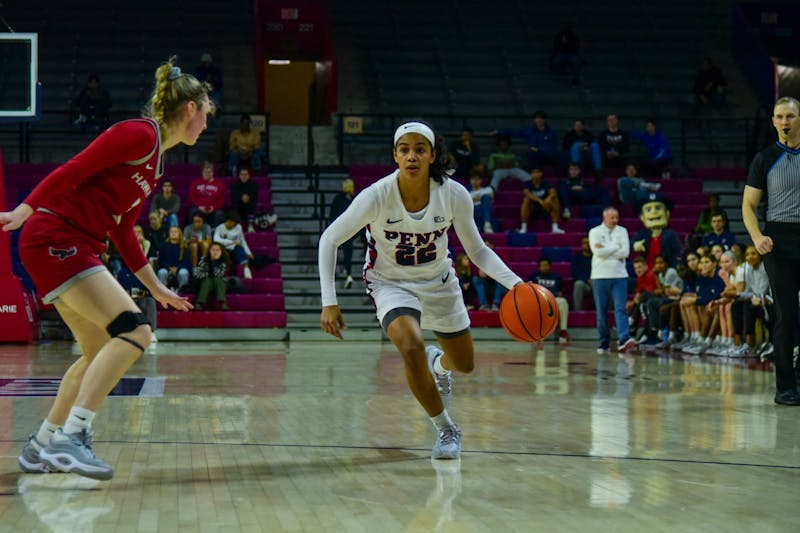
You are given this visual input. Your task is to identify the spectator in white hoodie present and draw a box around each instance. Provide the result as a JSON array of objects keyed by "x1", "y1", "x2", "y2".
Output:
[{"x1": 213, "y1": 210, "x2": 254, "y2": 279}]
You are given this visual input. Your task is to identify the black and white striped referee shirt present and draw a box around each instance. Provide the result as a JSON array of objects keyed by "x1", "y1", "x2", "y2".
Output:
[{"x1": 746, "y1": 141, "x2": 800, "y2": 223}]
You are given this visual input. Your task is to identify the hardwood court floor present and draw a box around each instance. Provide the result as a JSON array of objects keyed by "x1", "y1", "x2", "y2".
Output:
[{"x1": 0, "y1": 339, "x2": 798, "y2": 532}]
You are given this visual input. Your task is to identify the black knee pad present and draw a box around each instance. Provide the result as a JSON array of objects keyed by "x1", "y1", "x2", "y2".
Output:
[{"x1": 106, "y1": 311, "x2": 151, "y2": 338}]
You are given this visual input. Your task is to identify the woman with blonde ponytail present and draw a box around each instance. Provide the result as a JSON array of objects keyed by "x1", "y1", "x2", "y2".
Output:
[{"x1": 0, "y1": 56, "x2": 211, "y2": 480}]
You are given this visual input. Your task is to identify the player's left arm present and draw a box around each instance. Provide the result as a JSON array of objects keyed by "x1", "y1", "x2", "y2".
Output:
[
  {"x1": 452, "y1": 185, "x2": 523, "y2": 289},
  {"x1": 24, "y1": 122, "x2": 155, "y2": 210}
]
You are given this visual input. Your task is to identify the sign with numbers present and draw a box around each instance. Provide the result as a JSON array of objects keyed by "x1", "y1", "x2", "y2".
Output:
[{"x1": 343, "y1": 116, "x2": 363, "y2": 134}]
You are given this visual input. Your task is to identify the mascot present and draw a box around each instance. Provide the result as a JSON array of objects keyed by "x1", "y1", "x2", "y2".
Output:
[{"x1": 631, "y1": 192, "x2": 682, "y2": 269}]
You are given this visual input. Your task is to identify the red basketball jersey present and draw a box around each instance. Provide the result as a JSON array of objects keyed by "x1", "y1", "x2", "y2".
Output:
[{"x1": 23, "y1": 118, "x2": 163, "y2": 272}]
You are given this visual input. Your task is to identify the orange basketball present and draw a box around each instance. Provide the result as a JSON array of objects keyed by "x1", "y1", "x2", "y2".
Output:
[{"x1": 499, "y1": 282, "x2": 559, "y2": 342}]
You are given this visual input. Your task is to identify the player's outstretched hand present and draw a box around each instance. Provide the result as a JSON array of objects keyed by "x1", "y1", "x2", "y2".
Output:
[
  {"x1": 0, "y1": 204, "x2": 33, "y2": 232},
  {"x1": 151, "y1": 283, "x2": 193, "y2": 311},
  {"x1": 321, "y1": 305, "x2": 346, "y2": 339}
]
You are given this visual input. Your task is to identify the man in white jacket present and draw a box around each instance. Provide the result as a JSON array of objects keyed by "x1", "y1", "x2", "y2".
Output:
[{"x1": 589, "y1": 206, "x2": 636, "y2": 353}]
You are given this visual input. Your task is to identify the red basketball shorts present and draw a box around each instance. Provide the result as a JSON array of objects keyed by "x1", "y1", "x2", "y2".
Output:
[{"x1": 18, "y1": 211, "x2": 107, "y2": 304}]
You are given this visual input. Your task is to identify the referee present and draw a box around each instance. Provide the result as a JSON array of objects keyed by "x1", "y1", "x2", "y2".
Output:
[{"x1": 742, "y1": 96, "x2": 800, "y2": 405}]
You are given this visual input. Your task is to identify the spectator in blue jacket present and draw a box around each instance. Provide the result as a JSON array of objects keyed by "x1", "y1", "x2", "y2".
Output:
[
  {"x1": 563, "y1": 119, "x2": 601, "y2": 174},
  {"x1": 633, "y1": 119, "x2": 673, "y2": 178},
  {"x1": 493, "y1": 111, "x2": 559, "y2": 171},
  {"x1": 700, "y1": 213, "x2": 736, "y2": 251}
]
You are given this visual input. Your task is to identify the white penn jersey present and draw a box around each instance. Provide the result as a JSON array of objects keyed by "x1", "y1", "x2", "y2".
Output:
[{"x1": 319, "y1": 169, "x2": 522, "y2": 306}]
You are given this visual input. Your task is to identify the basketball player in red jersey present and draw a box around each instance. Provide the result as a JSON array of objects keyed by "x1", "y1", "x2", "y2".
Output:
[{"x1": 0, "y1": 56, "x2": 211, "y2": 480}]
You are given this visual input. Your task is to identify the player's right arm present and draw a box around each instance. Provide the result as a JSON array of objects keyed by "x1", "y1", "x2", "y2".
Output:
[
  {"x1": 318, "y1": 187, "x2": 378, "y2": 338},
  {"x1": 742, "y1": 185, "x2": 770, "y2": 255}
]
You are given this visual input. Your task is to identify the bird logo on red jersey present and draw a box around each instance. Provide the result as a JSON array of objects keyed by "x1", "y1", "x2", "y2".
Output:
[{"x1": 48, "y1": 246, "x2": 77, "y2": 261}]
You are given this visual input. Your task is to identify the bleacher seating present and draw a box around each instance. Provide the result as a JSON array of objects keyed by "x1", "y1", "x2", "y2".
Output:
[{"x1": 3, "y1": 163, "x2": 286, "y2": 330}]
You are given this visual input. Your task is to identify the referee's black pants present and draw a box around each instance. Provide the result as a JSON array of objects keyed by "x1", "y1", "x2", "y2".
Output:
[{"x1": 762, "y1": 222, "x2": 800, "y2": 393}]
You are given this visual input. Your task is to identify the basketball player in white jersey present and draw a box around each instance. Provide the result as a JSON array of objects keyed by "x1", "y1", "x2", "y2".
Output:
[{"x1": 319, "y1": 121, "x2": 523, "y2": 459}]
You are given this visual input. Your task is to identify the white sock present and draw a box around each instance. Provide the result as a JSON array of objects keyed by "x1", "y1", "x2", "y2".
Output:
[
  {"x1": 519, "y1": 222, "x2": 527, "y2": 232},
  {"x1": 430, "y1": 409, "x2": 455, "y2": 431},
  {"x1": 62, "y1": 406, "x2": 96, "y2": 435},
  {"x1": 35, "y1": 420, "x2": 59, "y2": 447},
  {"x1": 433, "y1": 353, "x2": 450, "y2": 375}
]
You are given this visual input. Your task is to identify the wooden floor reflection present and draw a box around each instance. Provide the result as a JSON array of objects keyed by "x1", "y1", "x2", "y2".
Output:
[{"x1": 0, "y1": 340, "x2": 797, "y2": 532}]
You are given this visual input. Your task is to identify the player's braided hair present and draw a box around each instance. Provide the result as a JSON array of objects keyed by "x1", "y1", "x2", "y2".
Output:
[
  {"x1": 143, "y1": 56, "x2": 210, "y2": 138},
  {"x1": 428, "y1": 132, "x2": 453, "y2": 185}
]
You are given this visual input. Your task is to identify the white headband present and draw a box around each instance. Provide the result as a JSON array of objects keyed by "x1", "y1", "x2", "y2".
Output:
[{"x1": 393, "y1": 122, "x2": 435, "y2": 147}]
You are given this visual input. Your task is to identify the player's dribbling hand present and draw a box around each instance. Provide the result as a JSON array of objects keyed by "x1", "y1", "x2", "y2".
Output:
[
  {"x1": 152, "y1": 283, "x2": 193, "y2": 311},
  {"x1": 321, "y1": 305, "x2": 346, "y2": 339},
  {"x1": 0, "y1": 204, "x2": 33, "y2": 232}
]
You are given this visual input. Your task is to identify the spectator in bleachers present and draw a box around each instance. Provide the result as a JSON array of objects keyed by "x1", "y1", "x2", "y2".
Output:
[
  {"x1": 631, "y1": 193, "x2": 682, "y2": 269},
  {"x1": 455, "y1": 253, "x2": 477, "y2": 309},
  {"x1": 617, "y1": 163, "x2": 661, "y2": 207},
  {"x1": 194, "y1": 52, "x2": 223, "y2": 115},
  {"x1": 689, "y1": 193, "x2": 727, "y2": 251},
  {"x1": 693, "y1": 57, "x2": 727, "y2": 109},
  {"x1": 133, "y1": 224, "x2": 152, "y2": 258},
  {"x1": 563, "y1": 119, "x2": 601, "y2": 175},
  {"x1": 493, "y1": 111, "x2": 559, "y2": 172},
  {"x1": 213, "y1": 210, "x2": 254, "y2": 280},
  {"x1": 149, "y1": 179, "x2": 181, "y2": 228},
  {"x1": 145, "y1": 212, "x2": 168, "y2": 264},
  {"x1": 228, "y1": 114, "x2": 265, "y2": 176},
  {"x1": 72, "y1": 73, "x2": 112, "y2": 131},
  {"x1": 695, "y1": 194, "x2": 727, "y2": 235},
  {"x1": 571, "y1": 236, "x2": 593, "y2": 311},
  {"x1": 157, "y1": 226, "x2": 192, "y2": 292},
  {"x1": 115, "y1": 225, "x2": 152, "y2": 294},
  {"x1": 597, "y1": 113, "x2": 630, "y2": 177},
  {"x1": 700, "y1": 213, "x2": 736, "y2": 252},
  {"x1": 183, "y1": 210, "x2": 213, "y2": 267},
  {"x1": 632, "y1": 119, "x2": 672, "y2": 178},
  {"x1": 557, "y1": 162, "x2": 609, "y2": 220},
  {"x1": 709, "y1": 243, "x2": 724, "y2": 263},
  {"x1": 730, "y1": 245, "x2": 773, "y2": 357},
  {"x1": 589, "y1": 207, "x2": 636, "y2": 353},
  {"x1": 328, "y1": 178, "x2": 357, "y2": 288},
  {"x1": 519, "y1": 167, "x2": 564, "y2": 234},
  {"x1": 472, "y1": 238, "x2": 509, "y2": 311},
  {"x1": 189, "y1": 161, "x2": 227, "y2": 227},
  {"x1": 681, "y1": 254, "x2": 726, "y2": 355},
  {"x1": 467, "y1": 172, "x2": 495, "y2": 234},
  {"x1": 231, "y1": 165, "x2": 258, "y2": 232},
  {"x1": 626, "y1": 255, "x2": 658, "y2": 341},
  {"x1": 640, "y1": 255, "x2": 683, "y2": 345},
  {"x1": 730, "y1": 242, "x2": 746, "y2": 264},
  {"x1": 670, "y1": 252, "x2": 701, "y2": 349},
  {"x1": 487, "y1": 134, "x2": 530, "y2": 190},
  {"x1": 103, "y1": 239, "x2": 123, "y2": 278},
  {"x1": 450, "y1": 128, "x2": 482, "y2": 181},
  {"x1": 705, "y1": 250, "x2": 739, "y2": 355},
  {"x1": 549, "y1": 21, "x2": 583, "y2": 86},
  {"x1": 193, "y1": 242, "x2": 231, "y2": 310},
  {"x1": 528, "y1": 257, "x2": 570, "y2": 343}
]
